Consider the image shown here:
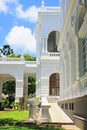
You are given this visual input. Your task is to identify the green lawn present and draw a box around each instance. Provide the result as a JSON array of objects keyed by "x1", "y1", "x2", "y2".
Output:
[
  {"x1": 0, "y1": 126, "x2": 63, "y2": 130},
  {"x1": 0, "y1": 110, "x2": 28, "y2": 125},
  {"x1": 0, "y1": 110, "x2": 63, "y2": 130},
  {"x1": 0, "y1": 110, "x2": 28, "y2": 121}
]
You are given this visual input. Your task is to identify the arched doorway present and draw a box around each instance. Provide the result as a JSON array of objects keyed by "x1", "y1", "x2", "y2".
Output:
[
  {"x1": 0, "y1": 74, "x2": 15, "y2": 110},
  {"x1": 49, "y1": 73, "x2": 60, "y2": 96},
  {"x1": 47, "y1": 31, "x2": 60, "y2": 52}
]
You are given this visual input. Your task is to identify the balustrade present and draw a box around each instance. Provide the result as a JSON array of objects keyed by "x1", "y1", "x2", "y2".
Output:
[{"x1": 40, "y1": 6, "x2": 60, "y2": 13}]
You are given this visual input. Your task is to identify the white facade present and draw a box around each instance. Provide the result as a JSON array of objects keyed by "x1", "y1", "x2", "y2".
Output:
[
  {"x1": 0, "y1": 57, "x2": 37, "y2": 102},
  {"x1": 35, "y1": 4, "x2": 60, "y2": 97},
  {"x1": 59, "y1": 0, "x2": 87, "y2": 100},
  {"x1": 0, "y1": 0, "x2": 87, "y2": 108}
]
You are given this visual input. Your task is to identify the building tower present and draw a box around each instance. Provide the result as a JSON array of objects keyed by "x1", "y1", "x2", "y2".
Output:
[{"x1": 35, "y1": 1, "x2": 61, "y2": 97}]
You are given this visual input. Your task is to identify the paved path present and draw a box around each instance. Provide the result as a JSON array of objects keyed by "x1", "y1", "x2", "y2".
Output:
[
  {"x1": 62, "y1": 125, "x2": 81, "y2": 130},
  {"x1": 49, "y1": 103, "x2": 81, "y2": 129},
  {"x1": 49, "y1": 103, "x2": 73, "y2": 123}
]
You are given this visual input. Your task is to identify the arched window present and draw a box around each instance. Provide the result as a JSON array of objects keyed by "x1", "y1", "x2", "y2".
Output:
[
  {"x1": 47, "y1": 31, "x2": 60, "y2": 52},
  {"x1": 49, "y1": 73, "x2": 60, "y2": 96}
]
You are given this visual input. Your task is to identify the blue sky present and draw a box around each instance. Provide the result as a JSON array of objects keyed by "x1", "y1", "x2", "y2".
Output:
[{"x1": 0, "y1": 0, "x2": 60, "y2": 57}]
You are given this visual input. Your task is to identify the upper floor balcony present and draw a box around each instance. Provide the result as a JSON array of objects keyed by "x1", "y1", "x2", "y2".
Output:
[
  {"x1": 41, "y1": 51, "x2": 60, "y2": 60},
  {"x1": 39, "y1": 6, "x2": 60, "y2": 13}
]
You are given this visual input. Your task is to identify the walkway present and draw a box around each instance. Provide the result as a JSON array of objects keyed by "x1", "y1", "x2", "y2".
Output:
[
  {"x1": 62, "y1": 125, "x2": 81, "y2": 130},
  {"x1": 49, "y1": 103, "x2": 73, "y2": 123},
  {"x1": 49, "y1": 103, "x2": 81, "y2": 130}
]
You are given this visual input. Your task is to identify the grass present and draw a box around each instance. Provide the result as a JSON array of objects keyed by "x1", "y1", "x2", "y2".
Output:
[
  {"x1": 0, "y1": 110, "x2": 28, "y2": 121},
  {"x1": 0, "y1": 110, "x2": 63, "y2": 130},
  {"x1": 0, "y1": 126, "x2": 63, "y2": 130},
  {"x1": 0, "y1": 110, "x2": 28, "y2": 125}
]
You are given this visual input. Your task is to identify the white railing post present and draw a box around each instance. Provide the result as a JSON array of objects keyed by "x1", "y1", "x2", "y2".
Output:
[{"x1": 40, "y1": 97, "x2": 51, "y2": 122}]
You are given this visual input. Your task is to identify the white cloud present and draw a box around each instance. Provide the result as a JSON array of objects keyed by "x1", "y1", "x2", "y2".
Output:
[
  {"x1": 5, "y1": 26, "x2": 36, "y2": 55},
  {"x1": 0, "y1": 0, "x2": 18, "y2": 13},
  {"x1": 0, "y1": 0, "x2": 8, "y2": 13},
  {"x1": 16, "y1": 5, "x2": 39, "y2": 23},
  {"x1": 0, "y1": 0, "x2": 39, "y2": 23}
]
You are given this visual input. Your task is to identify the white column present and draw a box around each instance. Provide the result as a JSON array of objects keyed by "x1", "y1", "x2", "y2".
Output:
[
  {"x1": 0, "y1": 82, "x2": 3, "y2": 102},
  {"x1": 42, "y1": 37, "x2": 48, "y2": 52},
  {"x1": 60, "y1": 63, "x2": 64, "y2": 99},
  {"x1": 64, "y1": 60, "x2": 67, "y2": 88},
  {"x1": 42, "y1": 38, "x2": 45, "y2": 52},
  {"x1": 69, "y1": 51, "x2": 72, "y2": 85},
  {"x1": 75, "y1": 37, "x2": 80, "y2": 79},
  {"x1": 45, "y1": 37, "x2": 48, "y2": 52},
  {"x1": 15, "y1": 80, "x2": 24, "y2": 102},
  {"x1": 24, "y1": 75, "x2": 28, "y2": 99},
  {"x1": 85, "y1": 36, "x2": 87, "y2": 71}
]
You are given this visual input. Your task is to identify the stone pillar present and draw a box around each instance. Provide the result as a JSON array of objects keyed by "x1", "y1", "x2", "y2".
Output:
[
  {"x1": 24, "y1": 74, "x2": 28, "y2": 99},
  {"x1": 42, "y1": 37, "x2": 48, "y2": 52},
  {"x1": 85, "y1": 36, "x2": 87, "y2": 71},
  {"x1": 69, "y1": 51, "x2": 72, "y2": 85},
  {"x1": 40, "y1": 97, "x2": 51, "y2": 122},
  {"x1": 45, "y1": 37, "x2": 48, "y2": 52},
  {"x1": 42, "y1": 38, "x2": 45, "y2": 52},
  {"x1": 60, "y1": 63, "x2": 64, "y2": 99},
  {"x1": 75, "y1": 37, "x2": 80, "y2": 80},
  {"x1": 64, "y1": 60, "x2": 67, "y2": 88},
  {"x1": 15, "y1": 80, "x2": 24, "y2": 102},
  {"x1": 28, "y1": 98, "x2": 36, "y2": 121},
  {"x1": 0, "y1": 82, "x2": 3, "y2": 111},
  {"x1": 36, "y1": 68, "x2": 39, "y2": 97},
  {"x1": 0, "y1": 82, "x2": 3, "y2": 102}
]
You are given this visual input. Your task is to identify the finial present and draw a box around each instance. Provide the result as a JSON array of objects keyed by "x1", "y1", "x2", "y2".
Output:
[{"x1": 41, "y1": 0, "x2": 44, "y2": 7}]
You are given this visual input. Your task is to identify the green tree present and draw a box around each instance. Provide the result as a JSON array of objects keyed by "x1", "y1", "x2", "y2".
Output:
[
  {"x1": 28, "y1": 76, "x2": 36, "y2": 95},
  {"x1": 2, "y1": 81, "x2": 15, "y2": 95},
  {"x1": 2, "y1": 81, "x2": 15, "y2": 107},
  {"x1": 7, "y1": 53, "x2": 36, "y2": 61},
  {"x1": 1, "y1": 44, "x2": 14, "y2": 55}
]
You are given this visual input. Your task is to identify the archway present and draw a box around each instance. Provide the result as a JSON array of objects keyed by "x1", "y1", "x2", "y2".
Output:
[
  {"x1": 0, "y1": 74, "x2": 15, "y2": 110},
  {"x1": 49, "y1": 73, "x2": 60, "y2": 96},
  {"x1": 47, "y1": 31, "x2": 60, "y2": 52}
]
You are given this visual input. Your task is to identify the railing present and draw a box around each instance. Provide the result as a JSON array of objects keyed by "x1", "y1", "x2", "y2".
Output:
[
  {"x1": 0, "y1": 57, "x2": 22, "y2": 61},
  {"x1": 25, "y1": 61, "x2": 36, "y2": 65},
  {"x1": 50, "y1": 52, "x2": 60, "y2": 57},
  {"x1": 40, "y1": 6, "x2": 60, "y2": 13},
  {"x1": 0, "y1": 57, "x2": 37, "y2": 65},
  {"x1": 41, "y1": 52, "x2": 60, "y2": 59}
]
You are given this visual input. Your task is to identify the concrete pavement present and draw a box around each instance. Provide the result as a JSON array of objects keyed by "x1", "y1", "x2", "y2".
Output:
[{"x1": 49, "y1": 103, "x2": 73, "y2": 123}]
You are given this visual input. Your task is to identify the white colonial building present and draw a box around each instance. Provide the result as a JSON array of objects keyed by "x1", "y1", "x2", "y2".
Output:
[
  {"x1": 35, "y1": 2, "x2": 60, "y2": 97},
  {"x1": 0, "y1": 0, "x2": 87, "y2": 129},
  {"x1": 58, "y1": 0, "x2": 87, "y2": 129}
]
